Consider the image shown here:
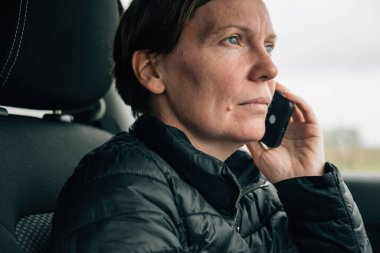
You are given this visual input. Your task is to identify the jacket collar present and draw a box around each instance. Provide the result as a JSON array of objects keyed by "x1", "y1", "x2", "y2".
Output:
[{"x1": 130, "y1": 115, "x2": 260, "y2": 216}]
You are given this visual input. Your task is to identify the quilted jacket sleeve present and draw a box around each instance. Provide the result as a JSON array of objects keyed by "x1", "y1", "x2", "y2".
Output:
[
  {"x1": 49, "y1": 147, "x2": 186, "y2": 253},
  {"x1": 274, "y1": 163, "x2": 372, "y2": 253},
  {"x1": 67, "y1": 177, "x2": 184, "y2": 253}
]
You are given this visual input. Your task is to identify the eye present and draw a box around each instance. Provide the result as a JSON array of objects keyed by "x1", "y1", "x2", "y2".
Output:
[
  {"x1": 265, "y1": 44, "x2": 274, "y2": 55},
  {"x1": 224, "y1": 35, "x2": 240, "y2": 46}
]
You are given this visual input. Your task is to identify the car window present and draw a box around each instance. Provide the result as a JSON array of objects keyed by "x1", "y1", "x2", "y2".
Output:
[{"x1": 265, "y1": 0, "x2": 380, "y2": 172}]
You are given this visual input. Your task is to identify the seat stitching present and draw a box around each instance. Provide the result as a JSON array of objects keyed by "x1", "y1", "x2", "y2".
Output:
[
  {"x1": 0, "y1": 0, "x2": 23, "y2": 80},
  {"x1": 0, "y1": 0, "x2": 29, "y2": 90}
]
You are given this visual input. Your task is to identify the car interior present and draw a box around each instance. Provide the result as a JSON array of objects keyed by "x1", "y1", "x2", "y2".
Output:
[{"x1": 0, "y1": 0, "x2": 379, "y2": 253}]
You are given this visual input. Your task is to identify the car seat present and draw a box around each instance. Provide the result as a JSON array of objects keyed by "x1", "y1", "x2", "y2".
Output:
[{"x1": 0, "y1": 0, "x2": 120, "y2": 252}]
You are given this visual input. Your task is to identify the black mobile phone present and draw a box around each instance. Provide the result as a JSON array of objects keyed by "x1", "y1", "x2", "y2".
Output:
[{"x1": 260, "y1": 91, "x2": 294, "y2": 148}]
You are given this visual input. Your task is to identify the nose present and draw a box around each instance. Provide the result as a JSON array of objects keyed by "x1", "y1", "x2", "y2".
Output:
[{"x1": 248, "y1": 49, "x2": 278, "y2": 81}]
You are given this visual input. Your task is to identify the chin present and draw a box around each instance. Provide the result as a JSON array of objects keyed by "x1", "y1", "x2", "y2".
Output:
[
  {"x1": 245, "y1": 120, "x2": 266, "y2": 140},
  {"x1": 224, "y1": 117, "x2": 266, "y2": 142},
  {"x1": 232, "y1": 126, "x2": 265, "y2": 143}
]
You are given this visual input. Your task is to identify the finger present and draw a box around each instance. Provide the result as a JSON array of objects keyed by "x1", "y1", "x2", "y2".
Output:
[
  {"x1": 246, "y1": 142, "x2": 267, "y2": 159},
  {"x1": 275, "y1": 82, "x2": 291, "y2": 96},
  {"x1": 291, "y1": 104, "x2": 305, "y2": 123},
  {"x1": 290, "y1": 94, "x2": 318, "y2": 124},
  {"x1": 275, "y1": 81, "x2": 302, "y2": 122},
  {"x1": 275, "y1": 82, "x2": 318, "y2": 124}
]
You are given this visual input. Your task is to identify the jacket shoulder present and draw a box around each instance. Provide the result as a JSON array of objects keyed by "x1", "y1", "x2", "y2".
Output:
[
  {"x1": 51, "y1": 133, "x2": 185, "y2": 251},
  {"x1": 69, "y1": 132, "x2": 171, "y2": 188}
]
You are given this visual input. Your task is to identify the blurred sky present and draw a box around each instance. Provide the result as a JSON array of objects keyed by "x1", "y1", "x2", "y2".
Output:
[
  {"x1": 264, "y1": 0, "x2": 380, "y2": 147},
  {"x1": 121, "y1": 0, "x2": 380, "y2": 147}
]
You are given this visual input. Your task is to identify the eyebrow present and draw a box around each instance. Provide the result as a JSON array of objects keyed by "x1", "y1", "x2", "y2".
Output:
[
  {"x1": 210, "y1": 24, "x2": 277, "y2": 41},
  {"x1": 266, "y1": 33, "x2": 278, "y2": 41}
]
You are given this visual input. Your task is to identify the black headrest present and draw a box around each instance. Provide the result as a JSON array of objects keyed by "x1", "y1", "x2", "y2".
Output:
[{"x1": 0, "y1": 0, "x2": 119, "y2": 110}]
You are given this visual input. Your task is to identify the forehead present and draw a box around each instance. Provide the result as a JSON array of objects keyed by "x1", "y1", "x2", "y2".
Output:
[{"x1": 190, "y1": 0, "x2": 272, "y2": 32}]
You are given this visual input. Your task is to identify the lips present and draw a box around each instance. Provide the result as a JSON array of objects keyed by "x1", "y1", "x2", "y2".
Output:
[{"x1": 239, "y1": 97, "x2": 271, "y2": 106}]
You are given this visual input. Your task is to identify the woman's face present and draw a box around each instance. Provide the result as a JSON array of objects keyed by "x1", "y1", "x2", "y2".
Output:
[{"x1": 155, "y1": 0, "x2": 278, "y2": 159}]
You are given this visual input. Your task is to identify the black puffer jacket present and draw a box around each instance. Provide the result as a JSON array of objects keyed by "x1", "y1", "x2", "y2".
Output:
[{"x1": 49, "y1": 115, "x2": 372, "y2": 253}]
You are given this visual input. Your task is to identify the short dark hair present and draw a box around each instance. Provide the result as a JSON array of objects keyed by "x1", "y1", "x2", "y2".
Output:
[{"x1": 113, "y1": 0, "x2": 210, "y2": 117}]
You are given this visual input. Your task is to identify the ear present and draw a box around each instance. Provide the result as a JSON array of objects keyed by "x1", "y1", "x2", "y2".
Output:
[{"x1": 131, "y1": 50, "x2": 165, "y2": 94}]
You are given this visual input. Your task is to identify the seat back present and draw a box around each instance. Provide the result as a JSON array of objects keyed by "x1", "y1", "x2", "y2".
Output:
[
  {"x1": 0, "y1": 116, "x2": 113, "y2": 253},
  {"x1": 0, "y1": 0, "x2": 120, "y2": 252}
]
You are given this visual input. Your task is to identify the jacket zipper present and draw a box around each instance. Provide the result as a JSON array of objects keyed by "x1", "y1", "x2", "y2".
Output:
[
  {"x1": 241, "y1": 181, "x2": 270, "y2": 196},
  {"x1": 224, "y1": 163, "x2": 271, "y2": 233},
  {"x1": 223, "y1": 167, "x2": 242, "y2": 231},
  {"x1": 232, "y1": 181, "x2": 270, "y2": 233}
]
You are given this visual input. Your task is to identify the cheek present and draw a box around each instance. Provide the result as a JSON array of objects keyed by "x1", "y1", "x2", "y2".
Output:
[
  {"x1": 268, "y1": 79, "x2": 276, "y2": 94},
  {"x1": 164, "y1": 48, "x2": 244, "y2": 109},
  {"x1": 171, "y1": 56, "x2": 203, "y2": 88}
]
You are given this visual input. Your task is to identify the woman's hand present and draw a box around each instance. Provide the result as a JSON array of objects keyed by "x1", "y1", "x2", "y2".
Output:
[{"x1": 246, "y1": 82, "x2": 325, "y2": 183}]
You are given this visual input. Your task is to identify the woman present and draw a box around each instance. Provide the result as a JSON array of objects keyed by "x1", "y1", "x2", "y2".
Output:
[{"x1": 49, "y1": 0, "x2": 372, "y2": 252}]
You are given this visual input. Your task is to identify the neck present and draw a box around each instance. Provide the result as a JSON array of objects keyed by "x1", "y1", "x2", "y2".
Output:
[
  {"x1": 151, "y1": 97, "x2": 243, "y2": 161},
  {"x1": 185, "y1": 131, "x2": 242, "y2": 161},
  {"x1": 154, "y1": 115, "x2": 241, "y2": 161}
]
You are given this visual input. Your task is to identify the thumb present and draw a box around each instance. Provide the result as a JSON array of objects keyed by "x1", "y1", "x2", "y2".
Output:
[{"x1": 246, "y1": 141, "x2": 266, "y2": 160}]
